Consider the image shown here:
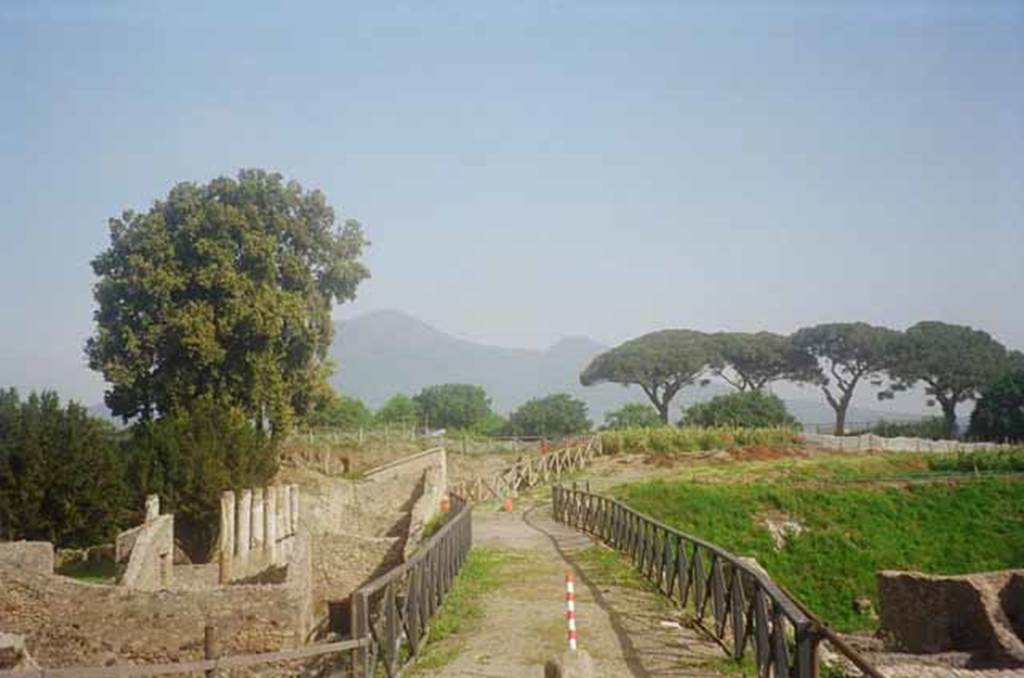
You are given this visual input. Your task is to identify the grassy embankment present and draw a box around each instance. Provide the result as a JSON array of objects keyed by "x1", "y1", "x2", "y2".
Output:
[{"x1": 611, "y1": 448, "x2": 1024, "y2": 632}]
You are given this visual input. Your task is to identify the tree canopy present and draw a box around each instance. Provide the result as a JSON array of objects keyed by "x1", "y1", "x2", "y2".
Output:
[
  {"x1": 505, "y1": 393, "x2": 591, "y2": 437},
  {"x1": 968, "y1": 368, "x2": 1024, "y2": 442},
  {"x1": 602, "y1": 402, "x2": 663, "y2": 430},
  {"x1": 413, "y1": 384, "x2": 493, "y2": 431},
  {"x1": 0, "y1": 389, "x2": 128, "y2": 546},
  {"x1": 886, "y1": 321, "x2": 1008, "y2": 437},
  {"x1": 86, "y1": 169, "x2": 369, "y2": 434},
  {"x1": 681, "y1": 390, "x2": 798, "y2": 428},
  {"x1": 580, "y1": 329, "x2": 714, "y2": 424},
  {"x1": 305, "y1": 391, "x2": 372, "y2": 429},
  {"x1": 710, "y1": 331, "x2": 818, "y2": 391},
  {"x1": 375, "y1": 394, "x2": 421, "y2": 426},
  {"x1": 791, "y1": 322, "x2": 899, "y2": 435}
]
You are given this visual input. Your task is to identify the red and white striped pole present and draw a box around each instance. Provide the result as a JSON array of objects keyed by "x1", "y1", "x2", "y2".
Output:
[{"x1": 565, "y1": 572, "x2": 578, "y2": 651}]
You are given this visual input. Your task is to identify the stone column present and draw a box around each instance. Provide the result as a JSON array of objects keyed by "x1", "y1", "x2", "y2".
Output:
[
  {"x1": 219, "y1": 491, "x2": 235, "y2": 583},
  {"x1": 279, "y1": 485, "x2": 291, "y2": 538},
  {"x1": 264, "y1": 485, "x2": 278, "y2": 564},
  {"x1": 289, "y1": 485, "x2": 300, "y2": 535},
  {"x1": 145, "y1": 494, "x2": 160, "y2": 522},
  {"x1": 236, "y1": 489, "x2": 252, "y2": 561},
  {"x1": 251, "y1": 488, "x2": 264, "y2": 551}
]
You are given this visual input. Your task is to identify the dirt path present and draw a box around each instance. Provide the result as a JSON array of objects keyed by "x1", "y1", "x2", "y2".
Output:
[{"x1": 418, "y1": 497, "x2": 730, "y2": 677}]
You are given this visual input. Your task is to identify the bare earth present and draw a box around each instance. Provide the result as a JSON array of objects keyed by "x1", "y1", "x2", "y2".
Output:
[{"x1": 417, "y1": 496, "x2": 730, "y2": 677}]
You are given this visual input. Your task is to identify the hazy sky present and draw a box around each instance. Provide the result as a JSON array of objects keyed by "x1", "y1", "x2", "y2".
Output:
[{"x1": 1, "y1": 1, "x2": 1021, "y2": 406}]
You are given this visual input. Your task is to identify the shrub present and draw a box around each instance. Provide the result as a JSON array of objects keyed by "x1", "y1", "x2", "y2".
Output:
[
  {"x1": 682, "y1": 391, "x2": 798, "y2": 428},
  {"x1": 868, "y1": 416, "x2": 949, "y2": 440},
  {"x1": 505, "y1": 393, "x2": 590, "y2": 437},
  {"x1": 599, "y1": 425, "x2": 800, "y2": 454},
  {"x1": 602, "y1": 403, "x2": 662, "y2": 430}
]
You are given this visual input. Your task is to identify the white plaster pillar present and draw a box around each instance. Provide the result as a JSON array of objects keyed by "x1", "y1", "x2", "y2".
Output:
[
  {"x1": 289, "y1": 484, "x2": 299, "y2": 536},
  {"x1": 145, "y1": 494, "x2": 160, "y2": 522},
  {"x1": 236, "y1": 489, "x2": 252, "y2": 560},
  {"x1": 251, "y1": 488, "x2": 264, "y2": 551},
  {"x1": 264, "y1": 485, "x2": 277, "y2": 563},
  {"x1": 219, "y1": 491, "x2": 235, "y2": 583}
]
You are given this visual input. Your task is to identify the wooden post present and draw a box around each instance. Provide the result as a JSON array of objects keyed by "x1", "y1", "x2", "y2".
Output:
[
  {"x1": 352, "y1": 591, "x2": 369, "y2": 678},
  {"x1": 204, "y1": 624, "x2": 217, "y2": 678}
]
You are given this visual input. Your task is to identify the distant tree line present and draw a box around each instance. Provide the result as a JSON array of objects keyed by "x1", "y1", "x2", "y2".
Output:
[
  {"x1": 581, "y1": 321, "x2": 1023, "y2": 440},
  {"x1": 306, "y1": 383, "x2": 593, "y2": 439}
]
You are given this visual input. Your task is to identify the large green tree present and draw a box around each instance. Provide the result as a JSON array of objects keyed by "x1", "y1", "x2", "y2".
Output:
[
  {"x1": 86, "y1": 169, "x2": 369, "y2": 433},
  {"x1": 506, "y1": 393, "x2": 591, "y2": 437},
  {"x1": 580, "y1": 330, "x2": 714, "y2": 424},
  {"x1": 885, "y1": 322, "x2": 1008, "y2": 437},
  {"x1": 413, "y1": 384, "x2": 493, "y2": 431},
  {"x1": 710, "y1": 331, "x2": 818, "y2": 391},
  {"x1": 791, "y1": 322, "x2": 899, "y2": 435}
]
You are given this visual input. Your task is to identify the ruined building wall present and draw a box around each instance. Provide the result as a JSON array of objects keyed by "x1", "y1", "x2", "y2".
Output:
[
  {"x1": 0, "y1": 542, "x2": 54, "y2": 576},
  {"x1": 0, "y1": 534, "x2": 313, "y2": 669}
]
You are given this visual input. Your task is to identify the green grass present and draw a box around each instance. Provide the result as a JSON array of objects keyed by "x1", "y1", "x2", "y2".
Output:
[
  {"x1": 613, "y1": 477, "x2": 1024, "y2": 632},
  {"x1": 57, "y1": 558, "x2": 119, "y2": 584},
  {"x1": 927, "y1": 448, "x2": 1024, "y2": 473},
  {"x1": 600, "y1": 426, "x2": 801, "y2": 455},
  {"x1": 408, "y1": 546, "x2": 514, "y2": 674}
]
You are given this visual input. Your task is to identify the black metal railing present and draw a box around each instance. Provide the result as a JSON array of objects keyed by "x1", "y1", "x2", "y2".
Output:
[
  {"x1": 349, "y1": 493, "x2": 473, "y2": 677},
  {"x1": 552, "y1": 484, "x2": 881, "y2": 678}
]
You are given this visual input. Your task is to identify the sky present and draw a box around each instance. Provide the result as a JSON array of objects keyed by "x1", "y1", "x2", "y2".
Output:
[{"x1": 1, "y1": 1, "x2": 1022, "y2": 408}]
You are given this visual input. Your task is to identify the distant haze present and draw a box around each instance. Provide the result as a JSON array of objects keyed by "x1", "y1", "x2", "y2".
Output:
[
  {"x1": 1, "y1": 2, "x2": 1020, "y2": 410},
  {"x1": 331, "y1": 309, "x2": 935, "y2": 426}
]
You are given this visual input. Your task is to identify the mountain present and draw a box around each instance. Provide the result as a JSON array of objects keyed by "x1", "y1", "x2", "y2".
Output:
[
  {"x1": 329, "y1": 310, "x2": 654, "y2": 420},
  {"x1": 328, "y1": 310, "x2": 930, "y2": 426}
]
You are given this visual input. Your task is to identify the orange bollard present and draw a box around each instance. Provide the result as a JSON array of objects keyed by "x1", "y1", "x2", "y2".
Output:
[
  {"x1": 503, "y1": 496, "x2": 514, "y2": 512},
  {"x1": 440, "y1": 495, "x2": 450, "y2": 513}
]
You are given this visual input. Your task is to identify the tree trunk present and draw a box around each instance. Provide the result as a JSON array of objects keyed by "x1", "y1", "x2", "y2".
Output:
[
  {"x1": 834, "y1": 405, "x2": 847, "y2": 437},
  {"x1": 939, "y1": 398, "x2": 958, "y2": 439},
  {"x1": 655, "y1": 399, "x2": 670, "y2": 425}
]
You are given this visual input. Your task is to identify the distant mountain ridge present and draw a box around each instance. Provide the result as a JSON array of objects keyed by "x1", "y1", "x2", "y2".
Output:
[{"x1": 328, "y1": 309, "x2": 926, "y2": 426}]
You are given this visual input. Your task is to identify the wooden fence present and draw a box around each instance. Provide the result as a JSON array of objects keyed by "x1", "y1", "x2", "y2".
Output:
[
  {"x1": 552, "y1": 484, "x2": 882, "y2": 678},
  {"x1": 349, "y1": 493, "x2": 473, "y2": 677},
  {"x1": 449, "y1": 436, "x2": 601, "y2": 502}
]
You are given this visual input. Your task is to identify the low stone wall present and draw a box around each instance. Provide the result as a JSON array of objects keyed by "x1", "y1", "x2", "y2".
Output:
[
  {"x1": 878, "y1": 569, "x2": 1024, "y2": 665},
  {"x1": 803, "y1": 433, "x2": 1008, "y2": 453},
  {"x1": 0, "y1": 541, "x2": 53, "y2": 575}
]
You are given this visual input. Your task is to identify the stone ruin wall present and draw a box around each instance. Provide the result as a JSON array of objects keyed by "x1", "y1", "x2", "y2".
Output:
[
  {"x1": 298, "y1": 447, "x2": 448, "y2": 625},
  {"x1": 0, "y1": 449, "x2": 446, "y2": 670},
  {"x1": 0, "y1": 488, "x2": 314, "y2": 670}
]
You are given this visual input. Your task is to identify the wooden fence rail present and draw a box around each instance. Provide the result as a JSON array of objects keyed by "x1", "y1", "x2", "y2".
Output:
[
  {"x1": 349, "y1": 492, "x2": 473, "y2": 678},
  {"x1": 449, "y1": 436, "x2": 601, "y2": 502},
  {"x1": 552, "y1": 484, "x2": 882, "y2": 678}
]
